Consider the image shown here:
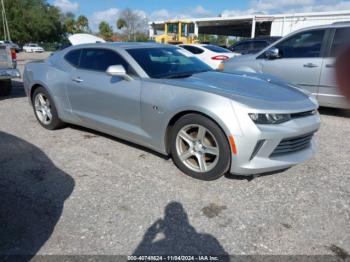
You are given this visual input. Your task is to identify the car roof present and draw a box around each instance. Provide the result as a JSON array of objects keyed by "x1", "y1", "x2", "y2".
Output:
[
  {"x1": 180, "y1": 44, "x2": 213, "y2": 47},
  {"x1": 289, "y1": 21, "x2": 350, "y2": 32},
  {"x1": 67, "y1": 42, "x2": 174, "y2": 50}
]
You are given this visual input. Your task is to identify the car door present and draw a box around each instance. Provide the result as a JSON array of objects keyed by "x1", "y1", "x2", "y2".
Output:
[
  {"x1": 318, "y1": 27, "x2": 350, "y2": 108},
  {"x1": 259, "y1": 29, "x2": 327, "y2": 95},
  {"x1": 65, "y1": 48, "x2": 143, "y2": 140}
]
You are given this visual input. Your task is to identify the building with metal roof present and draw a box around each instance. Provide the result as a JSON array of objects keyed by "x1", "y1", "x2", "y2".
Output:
[{"x1": 149, "y1": 10, "x2": 350, "y2": 39}]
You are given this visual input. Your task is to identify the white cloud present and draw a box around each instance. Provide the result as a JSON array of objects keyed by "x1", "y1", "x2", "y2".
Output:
[
  {"x1": 192, "y1": 5, "x2": 211, "y2": 16},
  {"x1": 221, "y1": 8, "x2": 262, "y2": 17},
  {"x1": 134, "y1": 9, "x2": 147, "y2": 19},
  {"x1": 149, "y1": 6, "x2": 212, "y2": 21},
  {"x1": 90, "y1": 8, "x2": 148, "y2": 32},
  {"x1": 150, "y1": 9, "x2": 171, "y2": 21},
  {"x1": 53, "y1": 0, "x2": 79, "y2": 13},
  {"x1": 251, "y1": 0, "x2": 314, "y2": 12},
  {"x1": 222, "y1": 0, "x2": 350, "y2": 17},
  {"x1": 91, "y1": 8, "x2": 120, "y2": 30}
]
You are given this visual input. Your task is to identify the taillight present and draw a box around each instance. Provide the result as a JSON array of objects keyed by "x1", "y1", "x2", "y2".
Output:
[
  {"x1": 11, "y1": 48, "x2": 16, "y2": 61},
  {"x1": 211, "y1": 55, "x2": 229, "y2": 60}
]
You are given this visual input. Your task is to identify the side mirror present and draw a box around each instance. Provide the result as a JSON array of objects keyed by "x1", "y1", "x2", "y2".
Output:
[
  {"x1": 265, "y1": 47, "x2": 280, "y2": 60},
  {"x1": 106, "y1": 65, "x2": 133, "y2": 81}
]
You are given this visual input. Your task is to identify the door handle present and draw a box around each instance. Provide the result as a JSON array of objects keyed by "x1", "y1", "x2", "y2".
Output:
[
  {"x1": 326, "y1": 64, "x2": 336, "y2": 68},
  {"x1": 72, "y1": 77, "x2": 83, "y2": 83},
  {"x1": 303, "y1": 63, "x2": 318, "y2": 68}
]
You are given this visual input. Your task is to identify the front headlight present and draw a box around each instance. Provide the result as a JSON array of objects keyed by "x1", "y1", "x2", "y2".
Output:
[{"x1": 249, "y1": 113, "x2": 291, "y2": 124}]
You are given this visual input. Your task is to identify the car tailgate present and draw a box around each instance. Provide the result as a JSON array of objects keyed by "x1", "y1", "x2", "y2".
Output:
[{"x1": 0, "y1": 45, "x2": 12, "y2": 69}]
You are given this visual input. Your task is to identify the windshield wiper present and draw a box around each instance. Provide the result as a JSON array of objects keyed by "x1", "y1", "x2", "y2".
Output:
[
  {"x1": 163, "y1": 73, "x2": 194, "y2": 79},
  {"x1": 161, "y1": 70, "x2": 211, "y2": 79}
]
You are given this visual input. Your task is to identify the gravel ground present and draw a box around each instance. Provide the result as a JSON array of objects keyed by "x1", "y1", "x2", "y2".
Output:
[{"x1": 0, "y1": 52, "x2": 349, "y2": 258}]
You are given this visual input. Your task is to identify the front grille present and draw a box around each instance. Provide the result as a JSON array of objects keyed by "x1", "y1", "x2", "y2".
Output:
[{"x1": 270, "y1": 132, "x2": 314, "y2": 157}]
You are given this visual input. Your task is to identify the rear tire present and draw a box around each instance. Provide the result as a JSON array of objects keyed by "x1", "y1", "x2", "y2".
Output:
[
  {"x1": 170, "y1": 114, "x2": 231, "y2": 181},
  {"x1": 0, "y1": 79, "x2": 12, "y2": 96},
  {"x1": 32, "y1": 86, "x2": 65, "y2": 130}
]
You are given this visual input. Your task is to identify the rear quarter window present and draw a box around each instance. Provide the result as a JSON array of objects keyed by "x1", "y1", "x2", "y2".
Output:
[
  {"x1": 180, "y1": 45, "x2": 204, "y2": 54},
  {"x1": 65, "y1": 49, "x2": 81, "y2": 67}
]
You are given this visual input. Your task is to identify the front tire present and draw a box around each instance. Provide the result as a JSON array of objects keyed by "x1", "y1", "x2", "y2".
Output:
[
  {"x1": 0, "y1": 79, "x2": 12, "y2": 96},
  {"x1": 170, "y1": 114, "x2": 231, "y2": 181},
  {"x1": 32, "y1": 87, "x2": 65, "y2": 130}
]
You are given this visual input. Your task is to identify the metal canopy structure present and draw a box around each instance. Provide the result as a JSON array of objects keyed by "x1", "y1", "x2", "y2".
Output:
[
  {"x1": 149, "y1": 10, "x2": 350, "y2": 39},
  {"x1": 197, "y1": 19, "x2": 272, "y2": 37}
]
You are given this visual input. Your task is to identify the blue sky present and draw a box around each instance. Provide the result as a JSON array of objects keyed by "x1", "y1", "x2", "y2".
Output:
[
  {"x1": 50, "y1": 0, "x2": 247, "y2": 17},
  {"x1": 49, "y1": 0, "x2": 350, "y2": 30}
]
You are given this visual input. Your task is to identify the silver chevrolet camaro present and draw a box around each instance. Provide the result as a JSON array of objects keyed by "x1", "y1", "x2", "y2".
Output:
[{"x1": 23, "y1": 43, "x2": 320, "y2": 180}]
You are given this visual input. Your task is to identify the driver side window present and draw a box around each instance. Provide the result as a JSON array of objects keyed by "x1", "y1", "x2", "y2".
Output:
[
  {"x1": 274, "y1": 29, "x2": 325, "y2": 58},
  {"x1": 79, "y1": 48, "x2": 136, "y2": 75}
]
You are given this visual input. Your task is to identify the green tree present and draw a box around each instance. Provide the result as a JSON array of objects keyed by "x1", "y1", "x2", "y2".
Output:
[
  {"x1": 118, "y1": 8, "x2": 148, "y2": 41},
  {"x1": 116, "y1": 18, "x2": 127, "y2": 30},
  {"x1": 76, "y1": 15, "x2": 90, "y2": 33},
  {"x1": 64, "y1": 16, "x2": 76, "y2": 34},
  {"x1": 134, "y1": 32, "x2": 149, "y2": 42},
  {"x1": 0, "y1": 0, "x2": 65, "y2": 44},
  {"x1": 99, "y1": 21, "x2": 113, "y2": 40}
]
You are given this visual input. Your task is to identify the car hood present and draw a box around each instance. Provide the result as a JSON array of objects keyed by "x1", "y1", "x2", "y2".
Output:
[{"x1": 154, "y1": 71, "x2": 317, "y2": 111}]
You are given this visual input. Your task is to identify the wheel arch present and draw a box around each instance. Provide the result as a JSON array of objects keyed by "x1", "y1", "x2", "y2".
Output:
[
  {"x1": 29, "y1": 82, "x2": 54, "y2": 103},
  {"x1": 164, "y1": 110, "x2": 232, "y2": 156}
]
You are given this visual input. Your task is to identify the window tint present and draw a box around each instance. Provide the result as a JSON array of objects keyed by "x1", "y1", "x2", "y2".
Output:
[
  {"x1": 330, "y1": 27, "x2": 350, "y2": 57},
  {"x1": 180, "y1": 45, "x2": 204, "y2": 54},
  {"x1": 65, "y1": 49, "x2": 81, "y2": 67},
  {"x1": 231, "y1": 42, "x2": 251, "y2": 52},
  {"x1": 203, "y1": 45, "x2": 230, "y2": 53},
  {"x1": 79, "y1": 48, "x2": 131, "y2": 73},
  {"x1": 251, "y1": 41, "x2": 268, "y2": 49},
  {"x1": 275, "y1": 29, "x2": 325, "y2": 58}
]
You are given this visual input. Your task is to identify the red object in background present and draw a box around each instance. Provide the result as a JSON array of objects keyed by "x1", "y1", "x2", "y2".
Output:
[
  {"x1": 211, "y1": 55, "x2": 229, "y2": 60},
  {"x1": 11, "y1": 48, "x2": 16, "y2": 61},
  {"x1": 336, "y1": 45, "x2": 350, "y2": 102}
]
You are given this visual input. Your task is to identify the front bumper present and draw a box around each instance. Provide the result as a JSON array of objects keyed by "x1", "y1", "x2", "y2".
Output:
[
  {"x1": 0, "y1": 68, "x2": 21, "y2": 80},
  {"x1": 230, "y1": 111, "x2": 321, "y2": 175}
]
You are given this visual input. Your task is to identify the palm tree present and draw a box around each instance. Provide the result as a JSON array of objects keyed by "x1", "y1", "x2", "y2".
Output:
[
  {"x1": 116, "y1": 18, "x2": 127, "y2": 30},
  {"x1": 76, "y1": 15, "x2": 89, "y2": 33}
]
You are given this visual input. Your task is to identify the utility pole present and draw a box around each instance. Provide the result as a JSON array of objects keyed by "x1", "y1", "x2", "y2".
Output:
[{"x1": 1, "y1": 0, "x2": 11, "y2": 41}]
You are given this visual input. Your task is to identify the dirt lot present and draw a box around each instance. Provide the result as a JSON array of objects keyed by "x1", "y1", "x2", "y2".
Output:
[{"x1": 0, "y1": 52, "x2": 349, "y2": 258}]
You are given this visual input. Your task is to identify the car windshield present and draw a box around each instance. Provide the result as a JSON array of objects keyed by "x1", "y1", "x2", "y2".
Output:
[
  {"x1": 127, "y1": 47, "x2": 212, "y2": 79},
  {"x1": 29, "y1": 44, "x2": 38, "y2": 47},
  {"x1": 203, "y1": 45, "x2": 230, "y2": 53}
]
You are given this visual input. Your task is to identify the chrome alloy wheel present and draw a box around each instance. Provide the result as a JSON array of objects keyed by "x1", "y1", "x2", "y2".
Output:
[
  {"x1": 175, "y1": 124, "x2": 220, "y2": 173},
  {"x1": 34, "y1": 93, "x2": 53, "y2": 125}
]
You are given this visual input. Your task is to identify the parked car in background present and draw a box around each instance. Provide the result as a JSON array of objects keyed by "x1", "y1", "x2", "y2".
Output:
[
  {"x1": 24, "y1": 42, "x2": 320, "y2": 180},
  {"x1": 228, "y1": 36, "x2": 281, "y2": 55},
  {"x1": 223, "y1": 23, "x2": 350, "y2": 109},
  {"x1": 179, "y1": 44, "x2": 239, "y2": 69},
  {"x1": 0, "y1": 40, "x2": 21, "y2": 53},
  {"x1": 23, "y1": 43, "x2": 44, "y2": 53},
  {"x1": 0, "y1": 43, "x2": 20, "y2": 96}
]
